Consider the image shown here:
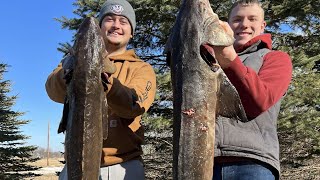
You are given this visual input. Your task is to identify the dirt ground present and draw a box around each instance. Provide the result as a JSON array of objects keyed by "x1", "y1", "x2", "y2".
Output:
[
  {"x1": 24, "y1": 158, "x2": 64, "y2": 180},
  {"x1": 281, "y1": 155, "x2": 320, "y2": 180},
  {"x1": 24, "y1": 156, "x2": 320, "y2": 179}
]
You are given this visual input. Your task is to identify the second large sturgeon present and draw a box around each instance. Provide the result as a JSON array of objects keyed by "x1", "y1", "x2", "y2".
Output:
[{"x1": 166, "y1": 0, "x2": 248, "y2": 179}]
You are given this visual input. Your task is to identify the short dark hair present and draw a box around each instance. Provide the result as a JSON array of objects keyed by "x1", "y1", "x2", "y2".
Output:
[{"x1": 228, "y1": 0, "x2": 264, "y2": 20}]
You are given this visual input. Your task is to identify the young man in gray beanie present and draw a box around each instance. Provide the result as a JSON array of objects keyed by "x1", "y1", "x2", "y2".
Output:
[{"x1": 46, "y1": 0, "x2": 156, "y2": 179}]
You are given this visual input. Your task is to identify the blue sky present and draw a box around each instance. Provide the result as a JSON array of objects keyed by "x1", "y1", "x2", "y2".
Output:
[{"x1": 0, "y1": 1, "x2": 77, "y2": 152}]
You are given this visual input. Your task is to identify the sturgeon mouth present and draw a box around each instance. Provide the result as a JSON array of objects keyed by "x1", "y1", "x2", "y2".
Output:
[{"x1": 200, "y1": 44, "x2": 220, "y2": 72}]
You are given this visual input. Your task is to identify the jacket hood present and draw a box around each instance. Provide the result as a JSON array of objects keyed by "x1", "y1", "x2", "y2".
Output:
[
  {"x1": 236, "y1": 34, "x2": 272, "y2": 53},
  {"x1": 109, "y1": 49, "x2": 142, "y2": 62}
]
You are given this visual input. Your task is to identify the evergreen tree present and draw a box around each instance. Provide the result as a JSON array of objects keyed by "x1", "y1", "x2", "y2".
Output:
[
  {"x1": 278, "y1": 50, "x2": 320, "y2": 163},
  {"x1": 0, "y1": 64, "x2": 39, "y2": 179},
  {"x1": 55, "y1": 0, "x2": 320, "y2": 63}
]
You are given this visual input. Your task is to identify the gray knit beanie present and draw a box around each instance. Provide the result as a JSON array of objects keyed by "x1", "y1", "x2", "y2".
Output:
[{"x1": 98, "y1": 0, "x2": 136, "y2": 33}]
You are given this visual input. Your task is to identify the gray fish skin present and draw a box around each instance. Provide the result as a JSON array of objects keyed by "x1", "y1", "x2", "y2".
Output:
[
  {"x1": 65, "y1": 17, "x2": 106, "y2": 180},
  {"x1": 167, "y1": 0, "x2": 247, "y2": 179}
]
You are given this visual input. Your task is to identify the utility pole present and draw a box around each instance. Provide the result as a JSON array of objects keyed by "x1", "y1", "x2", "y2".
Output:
[{"x1": 47, "y1": 120, "x2": 50, "y2": 166}]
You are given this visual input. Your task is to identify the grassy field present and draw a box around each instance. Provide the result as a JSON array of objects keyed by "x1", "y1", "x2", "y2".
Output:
[{"x1": 29, "y1": 158, "x2": 64, "y2": 167}]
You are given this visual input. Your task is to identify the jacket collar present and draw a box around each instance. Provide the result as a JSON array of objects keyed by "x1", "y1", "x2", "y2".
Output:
[
  {"x1": 109, "y1": 49, "x2": 142, "y2": 62},
  {"x1": 235, "y1": 34, "x2": 272, "y2": 53}
]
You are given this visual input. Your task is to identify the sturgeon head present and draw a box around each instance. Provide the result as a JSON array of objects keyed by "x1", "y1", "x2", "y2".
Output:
[
  {"x1": 65, "y1": 17, "x2": 107, "y2": 180},
  {"x1": 166, "y1": 0, "x2": 247, "y2": 179}
]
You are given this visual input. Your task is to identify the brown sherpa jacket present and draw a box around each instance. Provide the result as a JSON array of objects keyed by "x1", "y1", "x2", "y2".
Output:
[{"x1": 45, "y1": 49, "x2": 156, "y2": 166}]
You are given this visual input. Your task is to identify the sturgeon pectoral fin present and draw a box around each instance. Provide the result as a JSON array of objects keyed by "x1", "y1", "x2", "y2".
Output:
[
  {"x1": 102, "y1": 97, "x2": 108, "y2": 140},
  {"x1": 216, "y1": 73, "x2": 248, "y2": 122},
  {"x1": 58, "y1": 97, "x2": 69, "y2": 134}
]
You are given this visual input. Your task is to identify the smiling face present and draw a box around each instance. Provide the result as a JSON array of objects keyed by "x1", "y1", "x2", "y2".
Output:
[
  {"x1": 228, "y1": 3, "x2": 266, "y2": 50},
  {"x1": 100, "y1": 14, "x2": 132, "y2": 52}
]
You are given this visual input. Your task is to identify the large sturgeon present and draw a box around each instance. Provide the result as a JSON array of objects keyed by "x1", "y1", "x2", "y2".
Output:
[
  {"x1": 62, "y1": 17, "x2": 107, "y2": 180},
  {"x1": 166, "y1": 0, "x2": 248, "y2": 179}
]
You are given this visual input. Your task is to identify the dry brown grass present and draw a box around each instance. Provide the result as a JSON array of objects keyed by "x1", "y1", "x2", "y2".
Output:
[
  {"x1": 24, "y1": 158, "x2": 64, "y2": 180},
  {"x1": 25, "y1": 175, "x2": 59, "y2": 180},
  {"x1": 22, "y1": 156, "x2": 320, "y2": 179},
  {"x1": 28, "y1": 158, "x2": 64, "y2": 167}
]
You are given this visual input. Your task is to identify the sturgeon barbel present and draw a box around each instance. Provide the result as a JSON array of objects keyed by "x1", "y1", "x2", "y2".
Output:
[
  {"x1": 63, "y1": 17, "x2": 107, "y2": 180},
  {"x1": 166, "y1": 0, "x2": 247, "y2": 179}
]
